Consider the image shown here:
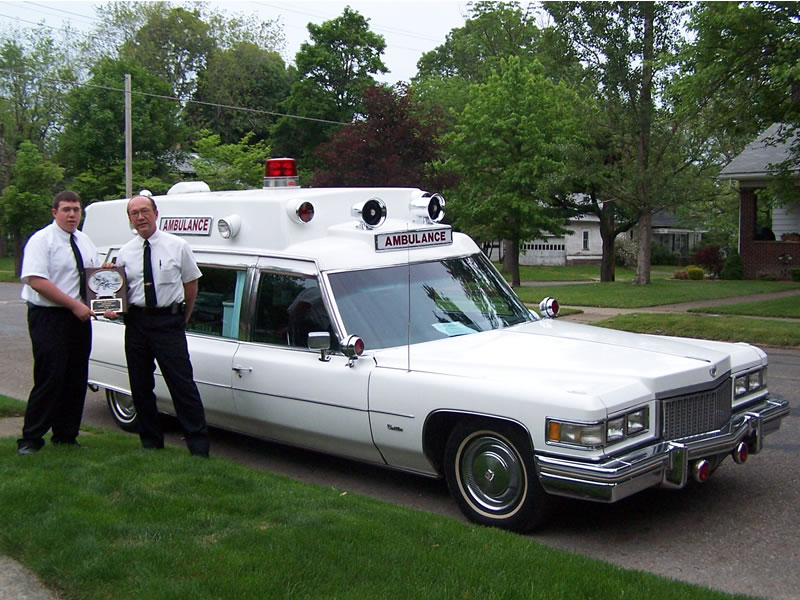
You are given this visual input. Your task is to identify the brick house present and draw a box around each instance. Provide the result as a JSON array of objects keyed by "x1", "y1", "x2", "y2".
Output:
[{"x1": 718, "y1": 123, "x2": 800, "y2": 279}]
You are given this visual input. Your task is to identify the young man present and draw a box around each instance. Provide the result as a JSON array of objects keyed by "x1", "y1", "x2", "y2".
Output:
[
  {"x1": 109, "y1": 194, "x2": 209, "y2": 457},
  {"x1": 17, "y1": 190, "x2": 100, "y2": 455}
]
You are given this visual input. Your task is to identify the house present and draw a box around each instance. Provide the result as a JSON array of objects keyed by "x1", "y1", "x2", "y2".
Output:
[
  {"x1": 718, "y1": 123, "x2": 800, "y2": 279},
  {"x1": 486, "y1": 210, "x2": 703, "y2": 267}
]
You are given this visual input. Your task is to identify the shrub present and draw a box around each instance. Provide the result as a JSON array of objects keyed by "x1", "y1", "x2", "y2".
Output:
[
  {"x1": 758, "y1": 270, "x2": 779, "y2": 281},
  {"x1": 720, "y1": 251, "x2": 744, "y2": 280},
  {"x1": 615, "y1": 237, "x2": 638, "y2": 267},
  {"x1": 686, "y1": 265, "x2": 704, "y2": 280},
  {"x1": 673, "y1": 270, "x2": 688, "y2": 280},
  {"x1": 791, "y1": 267, "x2": 800, "y2": 282},
  {"x1": 650, "y1": 243, "x2": 678, "y2": 266},
  {"x1": 691, "y1": 244, "x2": 725, "y2": 278}
]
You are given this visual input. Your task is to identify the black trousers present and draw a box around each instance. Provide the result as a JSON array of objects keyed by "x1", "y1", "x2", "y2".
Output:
[
  {"x1": 124, "y1": 310, "x2": 209, "y2": 455},
  {"x1": 19, "y1": 305, "x2": 91, "y2": 448}
]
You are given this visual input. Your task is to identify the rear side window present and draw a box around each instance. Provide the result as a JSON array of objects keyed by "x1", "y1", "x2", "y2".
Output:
[
  {"x1": 187, "y1": 267, "x2": 246, "y2": 339},
  {"x1": 253, "y1": 272, "x2": 337, "y2": 350}
]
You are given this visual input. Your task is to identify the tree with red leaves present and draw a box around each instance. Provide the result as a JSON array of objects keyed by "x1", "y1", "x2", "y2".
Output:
[{"x1": 310, "y1": 85, "x2": 448, "y2": 190}]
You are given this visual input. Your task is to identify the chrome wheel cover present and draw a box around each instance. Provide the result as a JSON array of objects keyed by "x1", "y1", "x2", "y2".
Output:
[
  {"x1": 456, "y1": 431, "x2": 527, "y2": 517},
  {"x1": 108, "y1": 390, "x2": 136, "y2": 425}
]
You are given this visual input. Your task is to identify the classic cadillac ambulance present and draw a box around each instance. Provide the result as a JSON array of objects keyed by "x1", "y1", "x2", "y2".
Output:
[{"x1": 83, "y1": 160, "x2": 790, "y2": 532}]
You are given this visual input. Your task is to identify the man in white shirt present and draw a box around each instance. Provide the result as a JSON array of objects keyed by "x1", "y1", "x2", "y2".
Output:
[
  {"x1": 109, "y1": 194, "x2": 209, "y2": 457},
  {"x1": 17, "y1": 190, "x2": 100, "y2": 455}
]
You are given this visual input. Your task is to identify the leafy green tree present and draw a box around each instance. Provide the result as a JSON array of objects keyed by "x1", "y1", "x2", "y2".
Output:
[
  {"x1": 58, "y1": 56, "x2": 183, "y2": 200},
  {"x1": 310, "y1": 85, "x2": 446, "y2": 188},
  {"x1": 185, "y1": 42, "x2": 291, "y2": 144},
  {"x1": 191, "y1": 131, "x2": 271, "y2": 190},
  {"x1": 441, "y1": 57, "x2": 584, "y2": 286},
  {"x1": 544, "y1": 1, "x2": 694, "y2": 285},
  {"x1": 271, "y1": 7, "x2": 387, "y2": 165},
  {"x1": 0, "y1": 141, "x2": 63, "y2": 274}
]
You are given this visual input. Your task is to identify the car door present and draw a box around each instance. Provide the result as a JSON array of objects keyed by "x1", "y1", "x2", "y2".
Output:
[
  {"x1": 231, "y1": 258, "x2": 382, "y2": 464},
  {"x1": 180, "y1": 257, "x2": 251, "y2": 430}
]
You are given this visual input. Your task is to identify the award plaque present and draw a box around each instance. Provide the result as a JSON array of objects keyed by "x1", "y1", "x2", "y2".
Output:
[{"x1": 86, "y1": 267, "x2": 128, "y2": 313}]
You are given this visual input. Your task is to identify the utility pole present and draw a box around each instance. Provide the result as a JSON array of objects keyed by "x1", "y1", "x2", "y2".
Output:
[{"x1": 124, "y1": 73, "x2": 132, "y2": 198}]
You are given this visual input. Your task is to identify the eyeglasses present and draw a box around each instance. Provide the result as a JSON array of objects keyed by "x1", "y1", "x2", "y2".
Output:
[{"x1": 128, "y1": 208, "x2": 153, "y2": 218}]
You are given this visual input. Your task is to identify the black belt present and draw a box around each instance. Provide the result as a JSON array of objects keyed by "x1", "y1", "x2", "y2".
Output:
[{"x1": 129, "y1": 302, "x2": 185, "y2": 316}]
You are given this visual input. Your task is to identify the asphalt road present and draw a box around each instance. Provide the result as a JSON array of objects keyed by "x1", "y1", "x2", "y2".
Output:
[{"x1": 1, "y1": 282, "x2": 798, "y2": 600}]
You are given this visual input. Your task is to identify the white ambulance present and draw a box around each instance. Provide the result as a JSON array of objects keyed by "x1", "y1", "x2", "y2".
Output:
[{"x1": 83, "y1": 159, "x2": 789, "y2": 532}]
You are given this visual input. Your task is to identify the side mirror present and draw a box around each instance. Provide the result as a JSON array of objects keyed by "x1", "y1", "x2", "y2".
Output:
[{"x1": 308, "y1": 331, "x2": 331, "y2": 362}]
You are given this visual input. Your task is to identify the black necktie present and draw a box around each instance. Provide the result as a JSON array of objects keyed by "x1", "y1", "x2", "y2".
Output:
[
  {"x1": 70, "y1": 233, "x2": 86, "y2": 301},
  {"x1": 143, "y1": 239, "x2": 157, "y2": 308}
]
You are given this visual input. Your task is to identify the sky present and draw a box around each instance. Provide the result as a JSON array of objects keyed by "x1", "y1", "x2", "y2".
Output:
[{"x1": 0, "y1": 0, "x2": 472, "y2": 83}]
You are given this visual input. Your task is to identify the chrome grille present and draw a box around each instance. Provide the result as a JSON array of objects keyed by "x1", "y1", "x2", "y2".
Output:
[{"x1": 661, "y1": 378, "x2": 732, "y2": 440}]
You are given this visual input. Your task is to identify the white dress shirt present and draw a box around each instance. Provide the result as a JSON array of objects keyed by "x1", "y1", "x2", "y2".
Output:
[
  {"x1": 116, "y1": 229, "x2": 202, "y2": 307},
  {"x1": 21, "y1": 222, "x2": 101, "y2": 306}
]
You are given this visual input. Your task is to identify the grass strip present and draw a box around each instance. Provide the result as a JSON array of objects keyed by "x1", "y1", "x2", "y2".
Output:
[
  {"x1": 0, "y1": 395, "x2": 26, "y2": 418},
  {"x1": 594, "y1": 313, "x2": 800, "y2": 347},
  {"x1": 690, "y1": 296, "x2": 800, "y2": 318},
  {"x1": 0, "y1": 431, "x2": 754, "y2": 600},
  {"x1": 515, "y1": 279, "x2": 800, "y2": 308}
]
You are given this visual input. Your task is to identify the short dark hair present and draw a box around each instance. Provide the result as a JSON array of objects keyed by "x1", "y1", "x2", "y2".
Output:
[
  {"x1": 53, "y1": 190, "x2": 82, "y2": 210},
  {"x1": 129, "y1": 194, "x2": 158, "y2": 213}
]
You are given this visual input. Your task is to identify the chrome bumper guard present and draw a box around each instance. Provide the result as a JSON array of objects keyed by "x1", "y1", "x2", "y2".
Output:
[{"x1": 535, "y1": 396, "x2": 790, "y2": 503}]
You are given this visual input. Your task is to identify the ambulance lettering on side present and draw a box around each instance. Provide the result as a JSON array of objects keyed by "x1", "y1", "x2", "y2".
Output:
[{"x1": 82, "y1": 157, "x2": 790, "y2": 533}]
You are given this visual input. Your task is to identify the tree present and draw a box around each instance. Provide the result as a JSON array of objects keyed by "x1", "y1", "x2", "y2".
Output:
[
  {"x1": 544, "y1": 1, "x2": 694, "y2": 285},
  {"x1": 190, "y1": 131, "x2": 271, "y2": 191},
  {"x1": 441, "y1": 57, "x2": 584, "y2": 286},
  {"x1": 185, "y1": 42, "x2": 291, "y2": 144},
  {"x1": 310, "y1": 85, "x2": 446, "y2": 188},
  {"x1": 271, "y1": 7, "x2": 387, "y2": 166},
  {"x1": 0, "y1": 141, "x2": 63, "y2": 274},
  {"x1": 58, "y1": 56, "x2": 183, "y2": 200}
]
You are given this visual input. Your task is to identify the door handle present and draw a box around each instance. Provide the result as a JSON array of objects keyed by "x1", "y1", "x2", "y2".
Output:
[{"x1": 232, "y1": 365, "x2": 253, "y2": 377}]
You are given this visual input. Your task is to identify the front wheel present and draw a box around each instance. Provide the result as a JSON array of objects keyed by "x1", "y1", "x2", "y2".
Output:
[
  {"x1": 444, "y1": 419, "x2": 552, "y2": 532},
  {"x1": 105, "y1": 389, "x2": 138, "y2": 432}
]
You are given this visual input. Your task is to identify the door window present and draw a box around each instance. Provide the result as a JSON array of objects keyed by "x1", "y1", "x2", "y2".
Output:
[{"x1": 187, "y1": 267, "x2": 246, "y2": 339}]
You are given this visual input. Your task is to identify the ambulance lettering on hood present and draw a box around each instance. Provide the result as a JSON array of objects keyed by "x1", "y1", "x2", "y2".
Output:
[
  {"x1": 159, "y1": 216, "x2": 213, "y2": 236},
  {"x1": 375, "y1": 228, "x2": 452, "y2": 251}
]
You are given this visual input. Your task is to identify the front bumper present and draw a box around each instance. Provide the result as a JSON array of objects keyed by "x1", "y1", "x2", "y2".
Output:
[{"x1": 535, "y1": 396, "x2": 790, "y2": 503}]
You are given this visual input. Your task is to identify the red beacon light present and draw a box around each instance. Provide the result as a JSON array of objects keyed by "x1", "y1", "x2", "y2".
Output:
[
  {"x1": 539, "y1": 297, "x2": 559, "y2": 319},
  {"x1": 264, "y1": 158, "x2": 299, "y2": 188}
]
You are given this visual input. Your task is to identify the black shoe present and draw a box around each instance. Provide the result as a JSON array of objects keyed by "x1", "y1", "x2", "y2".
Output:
[{"x1": 17, "y1": 443, "x2": 40, "y2": 456}]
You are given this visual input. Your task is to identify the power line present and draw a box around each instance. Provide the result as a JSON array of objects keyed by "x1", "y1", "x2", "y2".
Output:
[{"x1": 0, "y1": 67, "x2": 352, "y2": 126}]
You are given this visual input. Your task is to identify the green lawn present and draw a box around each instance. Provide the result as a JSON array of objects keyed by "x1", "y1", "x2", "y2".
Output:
[
  {"x1": 0, "y1": 256, "x2": 17, "y2": 283},
  {"x1": 0, "y1": 429, "x2": 755, "y2": 600},
  {"x1": 500, "y1": 264, "x2": 680, "y2": 282},
  {"x1": 595, "y1": 313, "x2": 800, "y2": 346},
  {"x1": 515, "y1": 279, "x2": 800, "y2": 308},
  {"x1": 689, "y1": 295, "x2": 800, "y2": 318},
  {"x1": 0, "y1": 395, "x2": 26, "y2": 418}
]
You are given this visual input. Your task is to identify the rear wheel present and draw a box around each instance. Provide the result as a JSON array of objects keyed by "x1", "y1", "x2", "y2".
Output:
[
  {"x1": 105, "y1": 389, "x2": 138, "y2": 432},
  {"x1": 444, "y1": 419, "x2": 552, "y2": 532}
]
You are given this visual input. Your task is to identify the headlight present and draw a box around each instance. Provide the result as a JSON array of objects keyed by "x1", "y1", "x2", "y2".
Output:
[
  {"x1": 547, "y1": 406, "x2": 649, "y2": 449},
  {"x1": 734, "y1": 367, "x2": 767, "y2": 399}
]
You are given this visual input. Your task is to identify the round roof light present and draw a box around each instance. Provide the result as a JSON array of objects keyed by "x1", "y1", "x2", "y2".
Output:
[
  {"x1": 410, "y1": 191, "x2": 446, "y2": 223},
  {"x1": 286, "y1": 200, "x2": 315, "y2": 224},
  {"x1": 351, "y1": 198, "x2": 386, "y2": 229}
]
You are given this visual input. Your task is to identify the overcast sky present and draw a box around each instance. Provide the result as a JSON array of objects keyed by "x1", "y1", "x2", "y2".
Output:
[{"x1": 0, "y1": 0, "x2": 471, "y2": 83}]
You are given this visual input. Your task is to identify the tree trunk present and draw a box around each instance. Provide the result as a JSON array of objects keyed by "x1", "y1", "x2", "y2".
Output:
[
  {"x1": 633, "y1": 212, "x2": 652, "y2": 284},
  {"x1": 599, "y1": 202, "x2": 618, "y2": 282},
  {"x1": 503, "y1": 238, "x2": 521, "y2": 288},
  {"x1": 632, "y1": 1, "x2": 655, "y2": 285},
  {"x1": 13, "y1": 231, "x2": 23, "y2": 277}
]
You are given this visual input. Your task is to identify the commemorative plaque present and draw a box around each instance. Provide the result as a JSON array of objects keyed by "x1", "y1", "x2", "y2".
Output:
[{"x1": 85, "y1": 267, "x2": 128, "y2": 313}]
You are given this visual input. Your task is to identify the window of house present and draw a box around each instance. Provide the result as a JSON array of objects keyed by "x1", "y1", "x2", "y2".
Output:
[
  {"x1": 582, "y1": 231, "x2": 589, "y2": 251},
  {"x1": 187, "y1": 267, "x2": 246, "y2": 338}
]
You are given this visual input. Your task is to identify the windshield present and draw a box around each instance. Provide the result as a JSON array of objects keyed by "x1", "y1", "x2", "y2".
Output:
[{"x1": 328, "y1": 253, "x2": 534, "y2": 349}]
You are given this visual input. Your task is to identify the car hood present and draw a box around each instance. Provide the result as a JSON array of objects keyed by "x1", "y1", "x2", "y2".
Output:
[{"x1": 370, "y1": 319, "x2": 764, "y2": 404}]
